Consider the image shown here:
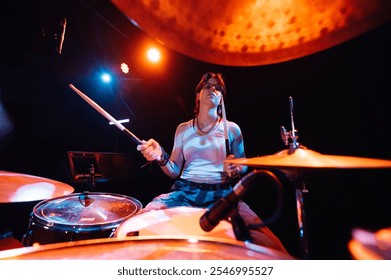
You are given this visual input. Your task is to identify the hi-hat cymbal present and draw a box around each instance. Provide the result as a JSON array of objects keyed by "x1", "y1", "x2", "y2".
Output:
[
  {"x1": 0, "y1": 170, "x2": 74, "y2": 203},
  {"x1": 226, "y1": 147, "x2": 391, "y2": 169},
  {"x1": 111, "y1": 0, "x2": 391, "y2": 66}
]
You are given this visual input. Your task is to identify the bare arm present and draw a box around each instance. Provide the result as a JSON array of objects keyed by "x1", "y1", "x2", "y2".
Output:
[{"x1": 136, "y1": 123, "x2": 186, "y2": 179}]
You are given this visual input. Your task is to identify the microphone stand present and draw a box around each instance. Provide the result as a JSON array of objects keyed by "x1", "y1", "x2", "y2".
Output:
[
  {"x1": 88, "y1": 163, "x2": 96, "y2": 192},
  {"x1": 78, "y1": 163, "x2": 96, "y2": 207},
  {"x1": 228, "y1": 208, "x2": 252, "y2": 242}
]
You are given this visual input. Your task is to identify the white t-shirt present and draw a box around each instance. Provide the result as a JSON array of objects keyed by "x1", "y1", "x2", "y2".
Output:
[{"x1": 180, "y1": 119, "x2": 231, "y2": 184}]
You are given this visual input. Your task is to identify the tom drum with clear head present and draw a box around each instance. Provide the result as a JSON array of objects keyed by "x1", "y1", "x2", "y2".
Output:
[{"x1": 22, "y1": 192, "x2": 142, "y2": 246}]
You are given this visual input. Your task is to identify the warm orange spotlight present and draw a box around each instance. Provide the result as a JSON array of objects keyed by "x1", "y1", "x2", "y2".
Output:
[{"x1": 146, "y1": 47, "x2": 161, "y2": 63}]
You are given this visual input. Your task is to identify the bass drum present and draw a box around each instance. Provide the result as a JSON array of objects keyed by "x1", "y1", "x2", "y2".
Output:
[
  {"x1": 114, "y1": 206, "x2": 235, "y2": 240},
  {"x1": 0, "y1": 236, "x2": 295, "y2": 260},
  {"x1": 22, "y1": 192, "x2": 142, "y2": 246}
]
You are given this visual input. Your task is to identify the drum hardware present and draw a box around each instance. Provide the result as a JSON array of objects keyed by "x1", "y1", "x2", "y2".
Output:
[
  {"x1": 88, "y1": 163, "x2": 96, "y2": 191},
  {"x1": 78, "y1": 192, "x2": 94, "y2": 207},
  {"x1": 226, "y1": 96, "x2": 391, "y2": 259},
  {"x1": 280, "y1": 96, "x2": 309, "y2": 259},
  {"x1": 228, "y1": 209, "x2": 251, "y2": 242},
  {"x1": 76, "y1": 163, "x2": 97, "y2": 194}
]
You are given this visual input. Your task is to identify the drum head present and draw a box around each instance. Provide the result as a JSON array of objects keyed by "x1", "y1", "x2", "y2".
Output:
[
  {"x1": 32, "y1": 192, "x2": 142, "y2": 229},
  {"x1": 0, "y1": 236, "x2": 294, "y2": 260},
  {"x1": 115, "y1": 206, "x2": 235, "y2": 240}
]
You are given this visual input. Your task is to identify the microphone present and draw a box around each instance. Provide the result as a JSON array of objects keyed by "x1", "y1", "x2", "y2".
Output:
[
  {"x1": 57, "y1": 17, "x2": 66, "y2": 54},
  {"x1": 89, "y1": 163, "x2": 96, "y2": 190},
  {"x1": 199, "y1": 170, "x2": 259, "y2": 232}
]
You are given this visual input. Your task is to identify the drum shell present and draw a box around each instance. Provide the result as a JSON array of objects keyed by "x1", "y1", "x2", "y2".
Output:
[
  {"x1": 23, "y1": 219, "x2": 119, "y2": 245},
  {"x1": 22, "y1": 192, "x2": 142, "y2": 246}
]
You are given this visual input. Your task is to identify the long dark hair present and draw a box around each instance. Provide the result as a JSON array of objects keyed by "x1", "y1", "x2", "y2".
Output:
[{"x1": 193, "y1": 72, "x2": 226, "y2": 117}]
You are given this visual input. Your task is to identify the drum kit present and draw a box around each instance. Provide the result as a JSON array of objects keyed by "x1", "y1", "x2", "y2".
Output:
[
  {"x1": 0, "y1": 171, "x2": 293, "y2": 259},
  {"x1": 1, "y1": 93, "x2": 391, "y2": 259}
]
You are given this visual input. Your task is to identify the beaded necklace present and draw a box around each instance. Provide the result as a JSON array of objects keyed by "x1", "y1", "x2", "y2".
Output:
[{"x1": 195, "y1": 117, "x2": 220, "y2": 134}]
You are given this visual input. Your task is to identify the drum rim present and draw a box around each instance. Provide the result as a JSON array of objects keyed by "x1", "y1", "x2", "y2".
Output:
[
  {"x1": 0, "y1": 235, "x2": 295, "y2": 260},
  {"x1": 30, "y1": 192, "x2": 143, "y2": 228}
]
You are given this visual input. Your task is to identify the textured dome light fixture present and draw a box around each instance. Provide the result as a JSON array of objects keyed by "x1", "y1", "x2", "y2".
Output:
[{"x1": 111, "y1": 0, "x2": 391, "y2": 66}]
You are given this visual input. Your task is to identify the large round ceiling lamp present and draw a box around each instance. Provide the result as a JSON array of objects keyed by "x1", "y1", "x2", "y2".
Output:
[{"x1": 111, "y1": 0, "x2": 391, "y2": 66}]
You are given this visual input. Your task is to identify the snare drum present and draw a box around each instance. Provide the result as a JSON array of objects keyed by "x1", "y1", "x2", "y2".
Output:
[
  {"x1": 22, "y1": 192, "x2": 142, "y2": 246},
  {"x1": 115, "y1": 206, "x2": 235, "y2": 240}
]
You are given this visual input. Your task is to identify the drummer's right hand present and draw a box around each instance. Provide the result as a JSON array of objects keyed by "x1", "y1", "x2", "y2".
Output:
[{"x1": 136, "y1": 139, "x2": 162, "y2": 161}]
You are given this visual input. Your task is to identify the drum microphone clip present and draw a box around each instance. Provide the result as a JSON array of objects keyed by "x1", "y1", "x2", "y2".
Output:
[
  {"x1": 89, "y1": 164, "x2": 96, "y2": 191},
  {"x1": 281, "y1": 96, "x2": 300, "y2": 152}
]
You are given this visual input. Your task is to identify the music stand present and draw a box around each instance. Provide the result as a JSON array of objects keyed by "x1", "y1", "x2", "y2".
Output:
[{"x1": 67, "y1": 151, "x2": 136, "y2": 191}]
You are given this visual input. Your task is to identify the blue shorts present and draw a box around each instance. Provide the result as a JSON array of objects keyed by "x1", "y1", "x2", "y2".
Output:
[{"x1": 142, "y1": 179, "x2": 233, "y2": 210}]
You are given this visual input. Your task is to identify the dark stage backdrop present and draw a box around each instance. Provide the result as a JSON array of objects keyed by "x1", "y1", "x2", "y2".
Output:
[{"x1": 0, "y1": 1, "x2": 390, "y2": 259}]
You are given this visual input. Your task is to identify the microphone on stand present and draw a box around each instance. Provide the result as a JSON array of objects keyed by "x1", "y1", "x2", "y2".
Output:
[
  {"x1": 199, "y1": 170, "x2": 260, "y2": 232},
  {"x1": 89, "y1": 163, "x2": 96, "y2": 191}
]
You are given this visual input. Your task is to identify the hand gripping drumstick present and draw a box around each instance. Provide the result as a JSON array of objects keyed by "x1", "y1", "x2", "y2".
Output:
[{"x1": 69, "y1": 84, "x2": 142, "y2": 145}]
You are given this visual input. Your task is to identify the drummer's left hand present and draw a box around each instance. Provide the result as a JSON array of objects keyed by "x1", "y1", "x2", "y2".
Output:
[{"x1": 224, "y1": 154, "x2": 240, "y2": 178}]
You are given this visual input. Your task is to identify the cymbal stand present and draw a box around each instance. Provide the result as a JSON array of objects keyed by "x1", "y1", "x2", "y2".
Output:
[
  {"x1": 281, "y1": 96, "x2": 310, "y2": 259},
  {"x1": 285, "y1": 171, "x2": 310, "y2": 259}
]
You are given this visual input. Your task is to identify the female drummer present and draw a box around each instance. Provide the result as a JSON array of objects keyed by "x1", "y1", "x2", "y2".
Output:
[{"x1": 136, "y1": 72, "x2": 287, "y2": 253}]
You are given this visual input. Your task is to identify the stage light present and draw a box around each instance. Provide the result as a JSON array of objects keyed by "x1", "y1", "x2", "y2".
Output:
[
  {"x1": 146, "y1": 47, "x2": 160, "y2": 63},
  {"x1": 120, "y1": 63, "x2": 129, "y2": 74},
  {"x1": 101, "y1": 72, "x2": 112, "y2": 83}
]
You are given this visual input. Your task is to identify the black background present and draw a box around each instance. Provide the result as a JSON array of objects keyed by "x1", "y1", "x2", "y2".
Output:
[{"x1": 0, "y1": 0, "x2": 390, "y2": 260}]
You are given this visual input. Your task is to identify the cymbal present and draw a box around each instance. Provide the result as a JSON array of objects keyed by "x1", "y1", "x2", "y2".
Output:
[
  {"x1": 0, "y1": 170, "x2": 74, "y2": 203},
  {"x1": 225, "y1": 147, "x2": 391, "y2": 169},
  {"x1": 349, "y1": 227, "x2": 391, "y2": 260},
  {"x1": 111, "y1": 0, "x2": 391, "y2": 66}
]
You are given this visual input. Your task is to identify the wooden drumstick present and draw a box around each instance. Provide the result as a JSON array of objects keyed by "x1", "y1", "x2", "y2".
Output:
[
  {"x1": 221, "y1": 95, "x2": 230, "y2": 156},
  {"x1": 69, "y1": 84, "x2": 142, "y2": 145}
]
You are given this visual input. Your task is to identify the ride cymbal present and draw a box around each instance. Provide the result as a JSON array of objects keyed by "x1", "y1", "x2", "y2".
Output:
[
  {"x1": 0, "y1": 170, "x2": 74, "y2": 203},
  {"x1": 226, "y1": 147, "x2": 391, "y2": 169},
  {"x1": 111, "y1": 0, "x2": 391, "y2": 66}
]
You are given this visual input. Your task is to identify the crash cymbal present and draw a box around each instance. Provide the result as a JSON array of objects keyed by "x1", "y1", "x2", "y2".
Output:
[
  {"x1": 226, "y1": 147, "x2": 391, "y2": 169},
  {"x1": 111, "y1": 0, "x2": 391, "y2": 66},
  {"x1": 0, "y1": 170, "x2": 74, "y2": 203}
]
